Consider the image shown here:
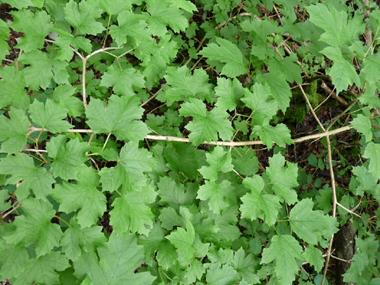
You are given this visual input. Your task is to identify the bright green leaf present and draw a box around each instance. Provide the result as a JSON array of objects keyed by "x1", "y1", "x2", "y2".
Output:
[
  {"x1": 180, "y1": 98, "x2": 234, "y2": 146},
  {"x1": 0, "y1": 66, "x2": 29, "y2": 110},
  {"x1": 64, "y1": 0, "x2": 104, "y2": 35},
  {"x1": 267, "y1": 153, "x2": 298, "y2": 205},
  {"x1": 3, "y1": 198, "x2": 62, "y2": 257},
  {"x1": 166, "y1": 220, "x2": 195, "y2": 264},
  {"x1": 86, "y1": 95, "x2": 148, "y2": 142},
  {"x1": 253, "y1": 123, "x2": 293, "y2": 150},
  {"x1": 289, "y1": 198, "x2": 338, "y2": 245},
  {"x1": 240, "y1": 175, "x2": 281, "y2": 226},
  {"x1": 74, "y1": 232, "x2": 155, "y2": 284},
  {"x1": 100, "y1": 65, "x2": 145, "y2": 96},
  {"x1": 351, "y1": 114, "x2": 372, "y2": 143},
  {"x1": 261, "y1": 235, "x2": 303, "y2": 285},
  {"x1": 199, "y1": 37, "x2": 247, "y2": 77},
  {"x1": 363, "y1": 142, "x2": 380, "y2": 180},
  {"x1": 29, "y1": 99, "x2": 72, "y2": 133},
  {"x1": 110, "y1": 181, "x2": 157, "y2": 236},
  {"x1": 199, "y1": 146, "x2": 233, "y2": 181},
  {"x1": 46, "y1": 135, "x2": 89, "y2": 180},
  {"x1": 52, "y1": 166, "x2": 106, "y2": 228},
  {"x1": 0, "y1": 153, "x2": 54, "y2": 200},
  {"x1": 197, "y1": 180, "x2": 236, "y2": 214},
  {"x1": 0, "y1": 108, "x2": 29, "y2": 154}
]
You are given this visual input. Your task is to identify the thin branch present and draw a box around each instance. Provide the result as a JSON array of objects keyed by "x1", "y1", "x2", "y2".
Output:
[
  {"x1": 1, "y1": 201, "x2": 22, "y2": 220},
  {"x1": 321, "y1": 135, "x2": 337, "y2": 285},
  {"x1": 336, "y1": 202, "x2": 375, "y2": 224},
  {"x1": 140, "y1": 88, "x2": 162, "y2": 107},
  {"x1": 28, "y1": 125, "x2": 355, "y2": 147}
]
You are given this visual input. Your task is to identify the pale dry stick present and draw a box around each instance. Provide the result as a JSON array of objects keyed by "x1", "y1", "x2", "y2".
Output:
[
  {"x1": 270, "y1": 41, "x2": 335, "y2": 285},
  {"x1": 29, "y1": 125, "x2": 354, "y2": 146},
  {"x1": 363, "y1": 0, "x2": 373, "y2": 53},
  {"x1": 298, "y1": 84, "x2": 325, "y2": 131},
  {"x1": 23, "y1": 148, "x2": 47, "y2": 153},
  {"x1": 189, "y1": 56, "x2": 204, "y2": 71},
  {"x1": 214, "y1": 12, "x2": 253, "y2": 29},
  {"x1": 313, "y1": 86, "x2": 335, "y2": 112},
  {"x1": 140, "y1": 88, "x2": 162, "y2": 108},
  {"x1": 184, "y1": 37, "x2": 207, "y2": 66},
  {"x1": 1, "y1": 201, "x2": 22, "y2": 220},
  {"x1": 336, "y1": 202, "x2": 375, "y2": 224},
  {"x1": 320, "y1": 135, "x2": 337, "y2": 285},
  {"x1": 232, "y1": 169, "x2": 244, "y2": 179},
  {"x1": 70, "y1": 46, "x2": 125, "y2": 111}
]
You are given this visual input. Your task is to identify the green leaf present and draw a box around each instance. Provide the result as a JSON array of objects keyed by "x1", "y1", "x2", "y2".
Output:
[
  {"x1": 100, "y1": 0, "x2": 139, "y2": 15},
  {"x1": 199, "y1": 146, "x2": 234, "y2": 181},
  {"x1": 0, "y1": 66, "x2": 29, "y2": 110},
  {"x1": 351, "y1": 114, "x2": 372, "y2": 143},
  {"x1": 52, "y1": 166, "x2": 106, "y2": 228},
  {"x1": 214, "y1": 78, "x2": 245, "y2": 111},
  {"x1": 199, "y1": 37, "x2": 247, "y2": 77},
  {"x1": 157, "y1": 176, "x2": 196, "y2": 210},
  {"x1": 11, "y1": 9, "x2": 52, "y2": 52},
  {"x1": 138, "y1": 221, "x2": 177, "y2": 270},
  {"x1": 46, "y1": 135, "x2": 89, "y2": 180},
  {"x1": 86, "y1": 95, "x2": 148, "y2": 142},
  {"x1": 167, "y1": 0, "x2": 196, "y2": 12},
  {"x1": 29, "y1": 99, "x2": 73, "y2": 133},
  {"x1": 267, "y1": 153, "x2": 299, "y2": 205},
  {"x1": 232, "y1": 148, "x2": 259, "y2": 177},
  {"x1": 308, "y1": 3, "x2": 365, "y2": 47},
  {"x1": 241, "y1": 83, "x2": 278, "y2": 125},
  {"x1": 164, "y1": 142, "x2": 205, "y2": 179},
  {"x1": 321, "y1": 47, "x2": 360, "y2": 94},
  {"x1": 20, "y1": 51, "x2": 69, "y2": 90},
  {"x1": 0, "y1": 108, "x2": 29, "y2": 154},
  {"x1": 0, "y1": 153, "x2": 54, "y2": 200},
  {"x1": 12, "y1": 251, "x2": 69, "y2": 285},
  {"x1": 145, "y1": 0, "x2": 189, "y2": 37},
  {"x1": 267, "y1": 53, "x2": 302, "y2": 84},
  {"x1": 179, "y1": 98, "x2": 234, "y2": 146},
  {"x1": 99, "y1": 142, "x2": 155, "y2": 192},
  {"x1": 3, "y1": 198, "x2": 62, "y2": 257},
  {"x1": 0, "y1": 243, "x2": 28, "y2": 279},
  {"x1": 182, "y1": 258, "x2": 206, "y2": 284},
  {"x1": 256, "y1": 71, "x2": 291, "y2": 112},
  {"x1": 166, "y1": 220, "x2": 195, "y2": 264},
  {"x1": 164, "y1": 66, "x2": 214, "y2": 104},
  {"x1": 100, "y1": 65, "x2": 145, "y2": 96},
  {"x1": 231, "y1": 248, "x2": 260, "y2": 284},
  {"x1": 207, "y1": 206, "x2": 241, "y2": 246},
  {"x1": 206, "y1": 262, "x2": 240, "y2": 285},
  {"x1": 197, "y1": 180, "x2": 236, "y2": 214},
  {"x1": 64, "y1": 0, "x2": 104, "y2": 35},
  {"x1": 240, "y1": 176, "x2": 281, "y2": 226},
  {"x1": 61, "y1": 218, "x2": 106, "y2": 261},
  {"x1": 74, "y1": 232, "x2": 155, "y2": 285},
  {"x1": 363, "y1": 142, "x2": 380, "y2": 180},
  {"x1": 343, "y1": 234, "x2": 379, "y2": 283},
  {"x1": 289, "y1": 198, "x2": 338, "y2": 245},
  {"x1": 51, "y1": 84, "x2": 85, "y2": 117},
  {"x1": 261, "y1": 235, "x2": 303, "y2": 285},
  {"x1": 109, "y1": 10, "x2": 150, "y2": 46},
  {"x1": 54, "y1": 28, "x2": 92, "y2": 61},
  {"x1": 253, "y1": 123, "x2": 293, "y2": 150},
  {"x1": 110, "y1": 182, "x2": 157, "y2": 236},
  {"x1": 361, "y1": 52, "x2": 380, "y2": 85},
  {"x1": 351, "y1": 165, "x2": 380, "y2": 198},
  {"x1": 303, "y1": 246, "x2": 324, "y2": 272}
]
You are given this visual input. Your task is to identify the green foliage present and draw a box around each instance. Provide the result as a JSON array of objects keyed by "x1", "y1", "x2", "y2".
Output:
[{"x1": 0, "y1": 1, "x2": 379, "y2": 285}]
